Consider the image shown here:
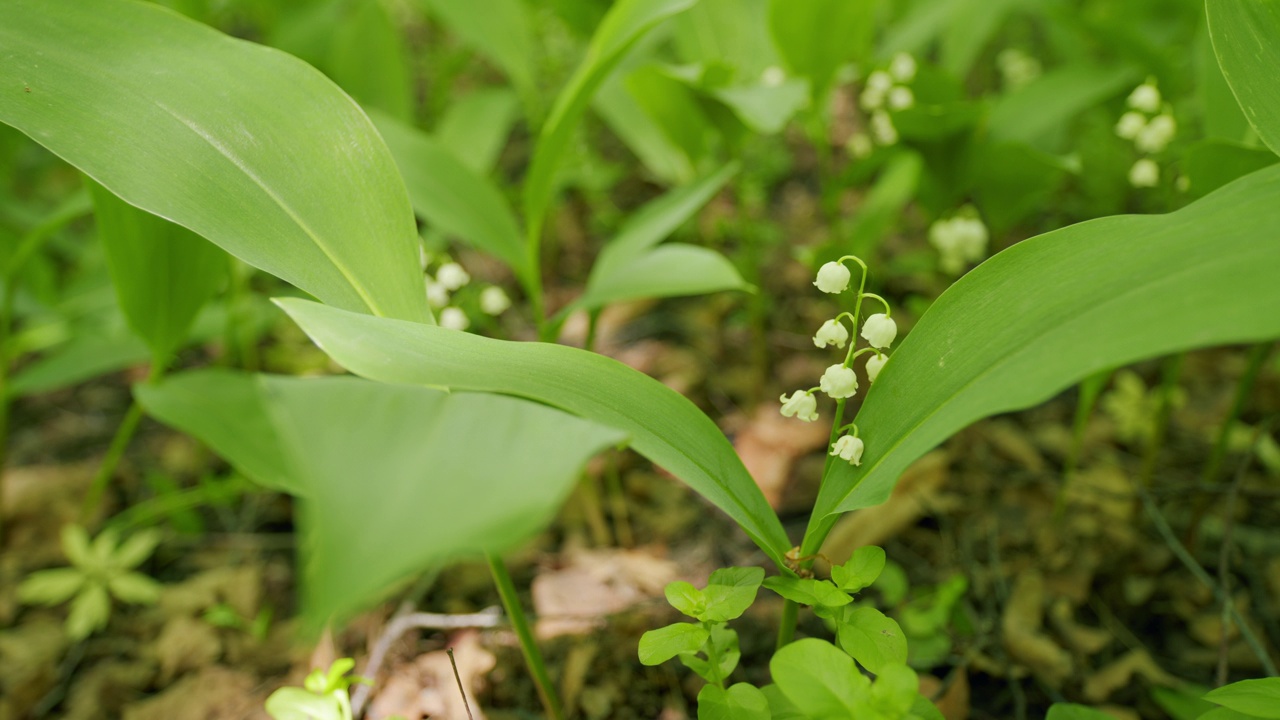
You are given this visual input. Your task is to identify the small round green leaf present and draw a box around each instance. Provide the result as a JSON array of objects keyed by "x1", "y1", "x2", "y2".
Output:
[
  {"x1": 638, "y1": 623, "x2": 709, "y2": 665},
  {"x1": 836, "y1": 606, "x2": 908, "y2": 674},
  {"x1": 1203, "y1": 678, "x2": 1280, "y2": 719},
  {"x1": 770, "y1": 638, "x2": 864, "y2": 717},
  {"x1": 831, "y1": 546, "x2": 886, "y2": 592},
  {"x1": 664, "y1": 581, "x2": 706, "y2": 618},
  {"x1": 698, "y1": 683, "x2": 770, "y2": 720},
  {"x1": 763, "y1": 576, "x2": 852, "y2": 609}
]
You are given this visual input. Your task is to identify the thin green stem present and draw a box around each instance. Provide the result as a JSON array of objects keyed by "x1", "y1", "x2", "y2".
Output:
[
  {"x1": 859, "y1": 293, "x2": 891, "y2": 315},
  {"x1": 776, "y1": 599, "x2": 798, "y2": 650},
  {"x1": 0, "y1": 282, "x2": 13, "y2": 545},
  {"x1": 486, "y1": 552, "x2": 563, "y2": 720},
  {"x1": 80, "y1": 363, "x2": 165, "y2": 522}
]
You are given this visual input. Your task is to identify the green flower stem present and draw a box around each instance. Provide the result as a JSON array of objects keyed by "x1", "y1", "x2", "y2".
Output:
[
  {"x1": 486, "y1": 552, "x2": 564, "y2": 720},
  {"x1": 776, "y1": 599, "x2": 798, "y2": 650},
  {"x1": 859, "y1": 293, "x2": 891, "y2": 315},
  {"x1": 80, "y1": 363, "x2": 165, "y2": 523}
]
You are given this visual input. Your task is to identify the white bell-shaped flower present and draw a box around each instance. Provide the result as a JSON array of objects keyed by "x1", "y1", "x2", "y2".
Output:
[
  {"x1": 425, "y1": 278, "x2": 450, "y2": 308},
  {"x1": 1127, "y1": 82, "x2": 1161, "y2": 113},
  {"x1": 439, "y1": 307, "x2": 470, "y2": 330},
  {"x1": 820, "y1": 364, "x2": 859, "y2": 399},
  {"x1": 889, "y1": 53, "x2": 917, "y2": 83},
  {"x1": 480, "y1": 286, "x2": 511, "y2": 315},
  {"x1": 870, "y1": 111, "x2": 898, "y2": 145},
  {"x1": 779, "y1": 391, "x2": 819, "y2": 422},
  {"x1": 813, "y1": 319, "x2": 849, "y2": 349},
  {"x1": 814, "y1": 261, "x2": 852, "y2": 294},
  {"x1": 866, "y1": 353, "x2": 888, "y2": 383},
  {"x1": 888, "y1": 86, "x2": 914, "y2": 111},
  {"x1": 830, "y1": 434, "x2": 865, "y2": 466},
  {"x1": 1135, "y1": 113, "x2": 1176, "y2": 154},
  {"x1": 860, "y1": 313, "x2": 897, "y2": 349},
  {"x1": 1115, "y1": 111, "x2": 1147, "y2": 140},
  {"x1": 1129, "y1": 158, "x2": 1160, "y2": 188},
  {"x1": 436, "y1": 262, "x2": 471, "y2": 291}
]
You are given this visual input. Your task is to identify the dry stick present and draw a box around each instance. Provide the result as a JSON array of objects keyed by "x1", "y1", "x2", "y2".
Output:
[
  {"x1": 447, "y1": 648, "x2": 476, "y2": 720},
  {"x1": 349, "y1": 608, "x2": 503, "y2": 718},
  {"x1": 1134, "y1": 480, "x2": 1278, "y2": 677}
]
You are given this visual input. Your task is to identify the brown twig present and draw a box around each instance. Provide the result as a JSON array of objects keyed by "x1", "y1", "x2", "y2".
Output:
[{"x1": 447, "y1": 647, "x2": 475, "y2": 720}]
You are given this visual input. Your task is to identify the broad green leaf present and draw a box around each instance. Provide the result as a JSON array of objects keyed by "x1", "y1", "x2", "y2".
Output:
[
  {"x1": 638, "y1": 622, "x2": 709, "y2": 665},
  {"x1": 626, "y1": 65, "x2": 713, "y2": 163},
  {"x1": 435, "y1": 88, "x2": 521, "y2": 175},
  {"x1": 590, "y1": 162, "x2": 738, "y2": 283},
  {"x1": 869, "y1": 663, "x2": 919, "y2": 716},
  {"x1": 665, "y1": 581, "x2": 706, "y2": 618},
  {"x1": 137, "y1": 370, "x2": 623, "y2": 625},
  {"x1": 804, "y1": 166, "x2": 1280, "y2": 554},
  {"x1": 1204, "y1": 678, "x2": 1280, "y2": 718},
  {"x1": 524, "y1": 0, "x2": 698, "y2": 243},
  {"x1": 969, "y1": 142, "x2": 1071, "y2": 236},
  {"x1": 1208, "y1": 0, "x2": 1280, "y2": 156},
  {"x1": 327, "y1": 0, "x2": 414, "y2": 121},
  {"x1": 988, "y1": 65, "x2": 1139, "y2": 150},
  {"x1": 697, "y1": 683, "x2": 770, "y2": 720},
  {"x1": 840, "y1": 151, "x2": 922, "y2": 258},
  {"x1": 1151, "y1": 685, "x2": 1218, "y2": 720},
  {"x1": 939, "y1": 0, "x2": 1020, "y2": 79},
  {"x1": 831, "y1": 546, "x2": 886, "y2": 593},
  {"x1": 417, "y1": 0, "x2": 537, "y2": 104},
  {"x1": 702, "y1": 566, "x2": 764, "y2": 622},
  {"x1": 88, "y1": 180, "x2": 225, "y2": 365},
  {"x1": 1183, "y1": 140, "x2": 1277, "y2": 200},
  {"x1": 770, "y1": 638, "x2": 862, "y2": 716},
  {"x1": 761, "y1": 684, "x2": 806, "y2": 720},
  {"x1": 368, "y1": 110, "x2": 528, "y2": 281},
  {"x1": 836, "y1": 606, "x2": 907, "y2": 674},
  {"x1": 595, "y1": 77, "x2": 695, "y2": 184},
  {"x1": 710, "y1": 80, "x2": 811, "y2": 135},
  {"x1": 762, "y1": 576, "x2": 852, "y2": 608},
  {"x1": 768, "y1": 0, "x2": 875, "y2": 102},
  {"x1": 577, "y1": 244, "x2": 749, "y2": 310},
  {"x1": 1045, "y1": 704, "x2": 1122, "y2": 720},
  {"x1": 673, "y1": 0, "x2": 780, "y2": 80},
  {"x1": 1199, "y1": 709, "x2": 1264, "y2": 720},
  {"x1": 276, "y1": 298, "x2": 792, "y2": 568},
  {"x1": 1196, "y1": 26, "x2": 1251, "y2": 143},
  {"x1": 17, "y1": 568, "x2": 85, "y2": 606},
  {"x1": 0, "y1": 0, "x2": 429, "y2": 323}
]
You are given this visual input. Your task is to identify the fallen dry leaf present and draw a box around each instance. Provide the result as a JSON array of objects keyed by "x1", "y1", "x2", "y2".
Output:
[
  {"x1": 919, "y1": 669, "x2": 969, "y2": 720},
  {"x1": 1048, "y1": 598, "x2": 1112, "y2": 656},
  {"x1": 732, "y1": 405, "x2": 832, "y2": 509},
  {"x1": 122, "y1": 665, "x2": 265, "y2": 720},
  {"x1": 819, "y1": 451, "x2": 953, "y2": 566},
  {"x1": 367, "y1": 629, "x2": 496, "y2": 720},
  {"x1": 1002, "y1": 571, "x2": 1073, "y2": 687},
  {"x1": 1081, "y1": 649, "x2": 1177, "y2": 703},
  {"x1": 532, "y1": 546, "x2": 677, "y2": 639},
  {"x1": 0, "y1": 617, "x2": 67, "y2": 717}
]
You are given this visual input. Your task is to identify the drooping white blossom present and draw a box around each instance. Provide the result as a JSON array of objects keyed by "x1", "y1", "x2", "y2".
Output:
[
  {"x1": 779, "y1": 391, "x2": 819, "y2": 422},
  {"x1": 1129, "y1": 158, "x2": 1160, "y2": 188},
  {"x1": 439, "y1": 307, "x2": 470, "y2": 330},
  {"x1": 1135, "y1": 113, "x2": 1176, "y2": 154},
  {"x1": 436, "y1": 262, "x2": 471, "y2": 291},
  {"x1": 888, "y1": 86, "x2": 915, "y2": 111},
  {"x1": 830, "y1": 434, "x2": 865, "y2": 465},
  {"x1": 820, "y1": 364, "x2": 859, "y2": 399},
  {"x1": 860, "y1": 313, "x2": 897, "y2": 349},
  {"x1": 814, "y1": 319, "x2": 850, "y2": 349},
  {"x1": 814, "y1": 261, "x2": 852, "y2": 294},
  {"x1": 479, "y1": 286, "x2": 511, "y2": 315},
  {"x1": 866, "y1": 354, "x2": 887, "y2": 383},
  {"x1": 1115, "y1": 111, "x2": 1147, "y2": 140},
  {"x1": 1127, "y1": 82, "x2": 1161, "y2": 114},
  {"x1": 889, "y1": 53, "x2": 917, "y2": 83}
]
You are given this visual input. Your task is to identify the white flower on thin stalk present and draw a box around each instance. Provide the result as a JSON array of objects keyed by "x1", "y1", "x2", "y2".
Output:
[
  {"x1": 779, "y1": 391, "x2": 819, "y2": 422},
  {"x1": 439, "y1": 307, "x2": 470, "y2": 331},
  {"x1": 1127, "y1": 82, "x2": 1161, "y2": 113},
  {"x1": 888, "y1": 86, "x2": 914, "y2": 111},
  {"x1": 870, "y1": 111, "x2": 898, "y2": 146},
  {"x1": 425, "y1": 278, "x2": 450, "y2": 308},
  {"x1": 813, "y1": 319, "x2": 849, "y2": 349},
  {"x1": 1129, "y1": 158, "x2": 1160, "y2": 188},
  {"x1": 436, "y1": 262, "x2": 471, "y2": 291},
  {"x1": 820, "y1": 364, "x2": 859, "y2": 399},
  {"x1": 860, "y1": 314, "x2": 897, "y2": 349},
  {"x1": 1115, "y1": 111, "x2": 1147, "y2": 140},
  {"x1": 866, "y1": 353, "x2": 888, "y2": 383},
  {"x1": 814, "y1": 261, "x2": 852, "y2": 294},
  {"x1": 889, "y1": 53, "x2": 917, "y2": 83},
  {"x1": 830, "y1": 434, "x2": 865, "y2": 466},
  {"x1": 1135, "y1": 113, "x2": 1176, "y2": 154},
  {"x1": 479, "y1": 286, "x2": 511, "y2": 315},
  {"x1": 929, "y1": 213, "x2": 989, "y2": 274},
  {"x1": 860, "y1": 70, "x2": 893, "y2": 110}
]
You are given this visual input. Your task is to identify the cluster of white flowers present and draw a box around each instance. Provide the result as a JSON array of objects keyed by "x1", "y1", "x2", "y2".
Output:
[
  {"x1": 422, "y1": 254, "x2": 512, "y2": 331},
  {"x1": 1115, "y1": 80, "x2": 1176, "y2": 188},
  {"x1": 780, "y1": 256, "x2": 898, "y2": 468},
  {"x1": 849, "y1": 53, "x2": 918, "y2": 157},
  {"x1": 928, "y1": 209, "x2": 989, "y2": 275},
  {"x1": 996, "y1": 48, "x2": 1042, "y2": 90}
]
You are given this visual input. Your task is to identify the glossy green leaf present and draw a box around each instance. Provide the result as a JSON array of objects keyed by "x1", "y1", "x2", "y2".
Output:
[
  {"x1": 665, "y1": 581, "x2": 706, "y2": 618},
  {"x1": 595, "y1": 76, "x2": 695, "y2": 184},
  {"x1": 1204, "y1": 678, "x2": 1280, "y2": 718},
  {"x1": 1183, "y1": 140, "x2": 1277, "y2": 199},
  {"x1": 327, "y1": 0, "x2": 414, "y2": 121},
  {"x1": 969, "y1": 142, "x2": 1071, "y2": 235},
  {"x1": 804, "y1": 166, "x2": 1280, "y2": 554},
  {"x1": 1198, "y1": 708, "x2": 1263, "y2": 720},
  {"x1": 1151, "y1": 685, "x2": 1217, "y2": 720},
  {"x1": 417, "y1": 0, "x2": 537, "y2": 103},
  {"x1": 701, "y1": 566, "x2": 764, "y2": 622},
  {"x1": 137, "y1": 370, "x2": 623, "y2": 624},
  {"x1": 673, "y1": 0, "x2": 780, "y2": 80},
  {"x1": 626, "y1": 65, "x2": 714, "y2": 162},
  {"x1": 988, "y1": 65, "x2": 1139, "y2": 149},
  {"x1": 762, "y1": 576, "x2": 852, "y2": 608},
  {"x1": 697, "y1": 683, "x2": 770, "y2": 720},
  {"x1": 638, "y1": 622, "x2": 709, "y2": 665},
  {"x1": 836, "y1": 606, "x2": 907, "y2": 674},
  {"x1": 1208, "y1": 0, "x2": 1280, "y2": 156},
  {"x1": 1196, "y1": 26, "x2": 1251, "y2": 143},
  {"x1": 770, "y1": 638, "x2": 862, "y2": 716},
  {"x1": 524, "y1": 0, "x2": 698, "y2": 242},
  {"x1": 435, "y1": 88, "x2": 521, "y2": 175},
  {"x1": 0, "y1": 0, "x2": 429, "y2": 323},
  {"x1": 276, "y1": 298, "x2": 792, "y2": 568},
  {"x1": 831, "y1": 546, "x2": 886, "y2": 593},
  {"x1": 368, "y1": 110, "x2": 528, "y2": 280},
  {"x1": 579, "y1": 244, "x2": 749, "y2": 310},
  {"x1": 88, "y1": 180, "x2": 225, "y2": 365},
  {"x1": 768, "y1": 0, "x2": 875, "y2": 102}
]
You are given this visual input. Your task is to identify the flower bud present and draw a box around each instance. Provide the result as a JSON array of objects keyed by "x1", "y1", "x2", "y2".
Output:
[
  {"x1": 779, "y1": 391, "x2": 819, "y2": 422},
  {"x1": 813, "y1": 319, "x2": 849, "y2": 349},
  {"x1": 820, "y1": 364, "x2": 858, "y2": 399},
  {"x1": 860, "y1": 313, "x2": 897, "y2": 349},
  {"x1": 436, "y1": 262, "x2": 471, "y2": 291},
  {"x1": 1127, "y1": 82, "x2": 1161, "y2": 114},
  {"x1": 439, "y1": 307, "x2": 470, "y2": 330},
  {"x1": 480, "y1": 286, "x2": 511, "y2": 315},
  {"x1": 870, "y1": 111, "x2": 898, "y2": 145},
  {"x1": 1129, "y1": 158, "x2": 1159, "y2": 188},
  {"x1": 814, "y1": 261, "x2": 852, "y2": 294},
  {"x1": 866, "y1": 354, "x2": 887, "y2": 383},
  {"x1": 830, "y1": 434, "x2": 864, "y2": 466},
  {"x1": 1115, "y1": 111, "x2": 1147, "y2": 140},
  {"x1": 889, "y1": 53, "x2": 917, "y2": 83},
  {"x1": 888, "y1": 86, "x2": 914, "y2": 111},
  {"x1": 1135, "y1": 113, "x2": 1176, "y2": 154}
]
